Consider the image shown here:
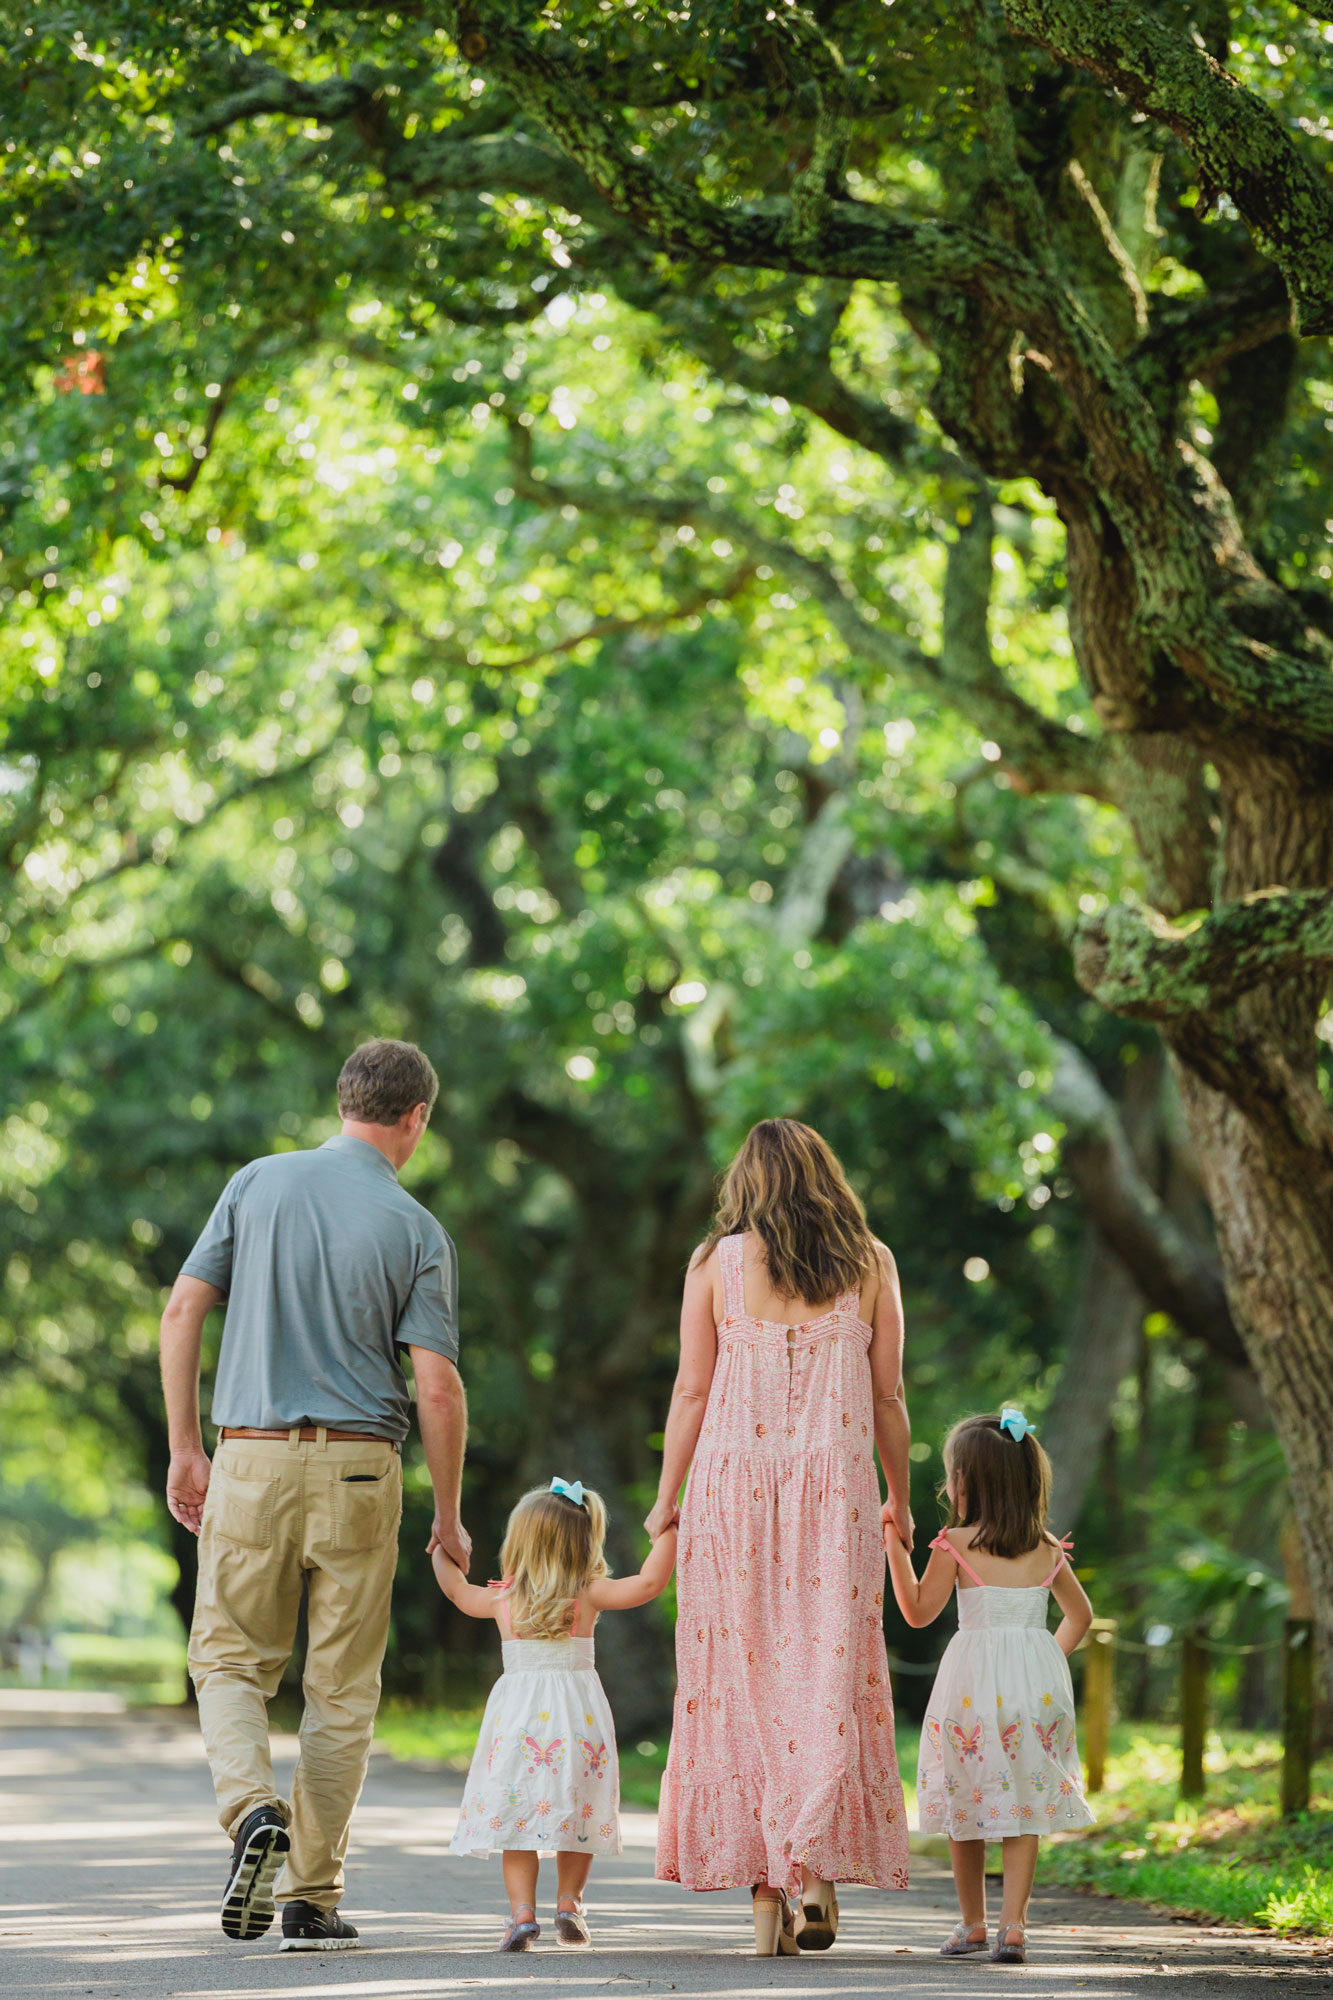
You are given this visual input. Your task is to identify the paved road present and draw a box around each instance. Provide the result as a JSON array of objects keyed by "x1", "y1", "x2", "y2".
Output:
[{"x1": 0, "y1": 1715, "x2": 1326, "y2": 1998}]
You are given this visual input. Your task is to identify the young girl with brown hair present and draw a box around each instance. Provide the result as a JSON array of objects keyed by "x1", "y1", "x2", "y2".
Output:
[{"x1": 886, "y1": 1409, "x2": 1094, "y2": 1965}]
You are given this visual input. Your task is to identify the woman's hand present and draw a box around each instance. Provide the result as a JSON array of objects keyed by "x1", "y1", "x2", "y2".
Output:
[
  {"x1": 644, "y1": 1495, "x2": 680, "y2": 1540},
  {"x1": 882, "y1": 1494, "x2": 914, "y2": 1552}
]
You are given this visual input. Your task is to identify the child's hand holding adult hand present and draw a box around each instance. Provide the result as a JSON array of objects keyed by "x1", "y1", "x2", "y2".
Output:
[
  {"x1": 644, "y1": 1496, "x2": 679, "y2": 1539},
  {"x1": 882, "y1": 1495, "x2": 914, "y2": 1552}
]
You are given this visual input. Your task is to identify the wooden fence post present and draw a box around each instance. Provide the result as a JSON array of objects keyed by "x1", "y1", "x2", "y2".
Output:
[
  {"x1": 1280, "y1": 1618, "x2": 1314, "y2": 1817},
  {"x1": 1083, "y1": 1618, "x2": 1115, "y2": 1794},
  {"x1": 1180, "y1": 1627, "x2": 1207, "y2": 1799}
]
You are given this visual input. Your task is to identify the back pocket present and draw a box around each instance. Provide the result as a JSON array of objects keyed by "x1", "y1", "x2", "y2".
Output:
[
  {"x1": 210, "y1": 1468, "x2": 278, "y2": 1549},
  {"x1": 332, "y1": 1464, "x2": 400, "y2": 1552}
]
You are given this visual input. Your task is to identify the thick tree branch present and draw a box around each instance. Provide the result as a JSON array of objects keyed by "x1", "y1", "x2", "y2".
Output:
[
  {"x1": 191, "y1": 58, "x2": 383, "y2": 139},
  {"x1": 1074, "y1": 888, "x2": 1333, "y2": 1020},
  {"x1": 1049, "y1": 1039, "x2": 1246, "y2": 1365},
  {"x1": 1003, "y1": 0, "x2": 1333, "y2": 334}
]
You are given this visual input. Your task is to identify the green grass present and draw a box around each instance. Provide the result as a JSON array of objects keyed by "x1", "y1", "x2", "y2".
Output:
[
  {"x1": 1040, "y1": 1723, "x2": 1333, "y2": 1939},
  {"x1": 0, "y1": 1631, "x2": 188, "y2": 1706}
]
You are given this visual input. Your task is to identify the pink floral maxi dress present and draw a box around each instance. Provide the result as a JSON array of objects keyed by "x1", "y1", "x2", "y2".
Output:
[{"x1": 656, "y1": 1233, "x2": 910, "y2": 1894}]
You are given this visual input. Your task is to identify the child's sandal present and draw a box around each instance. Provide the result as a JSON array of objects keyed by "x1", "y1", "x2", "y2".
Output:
[
  {"x1": 554, "y1": 1898, "x2": 590, "y2": 1946},
  {"x1": 940, "y1": 1921, "x2": 989, "y2": 1956},
  {"x1": 990, "y1": 1921, "x2": 1027, "y2": 1964},
  {"x1": 498, "y1": 1906, "x2": 541, "y2": 1952}
]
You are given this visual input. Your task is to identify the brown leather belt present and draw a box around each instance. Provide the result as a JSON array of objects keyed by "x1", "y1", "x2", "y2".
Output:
[{"x1": 219, "y1": 1426, "x2": 396, "y2": 1444}]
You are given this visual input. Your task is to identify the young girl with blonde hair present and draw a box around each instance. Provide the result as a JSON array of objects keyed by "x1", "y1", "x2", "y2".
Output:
[
  {"x1": 886, "y1": 1409, "x2": 1094, "y2": 1966},
  {"x1": 435, "y1": 1477, "x2": 676, "y2": 1951}
]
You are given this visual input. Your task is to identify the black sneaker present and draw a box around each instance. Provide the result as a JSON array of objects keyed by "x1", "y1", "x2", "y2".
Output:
[
  {"x1": 279, "y1": 1901, "x2": 361, "y2": 1952},
  {"x1": 220, "y1": 1805, "x2": 290, "y2": 1941}
]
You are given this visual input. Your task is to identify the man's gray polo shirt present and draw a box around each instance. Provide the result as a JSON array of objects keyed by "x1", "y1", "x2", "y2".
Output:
[{"x1": 180, "y1": 1134, "x2": 458, "y2": 1441}]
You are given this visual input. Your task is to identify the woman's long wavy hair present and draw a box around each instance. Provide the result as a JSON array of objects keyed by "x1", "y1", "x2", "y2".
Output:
[
  {"x1": 702, "y1": 1117, "x2": 876, "y2": 1305},
  {"x1": 498, "y1": 1483, "x2": 610, "y2": 1642}
]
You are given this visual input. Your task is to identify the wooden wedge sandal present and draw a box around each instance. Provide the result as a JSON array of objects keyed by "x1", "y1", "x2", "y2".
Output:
[
  {"x1": 797, "y1": 1878, "x2": 839, "y2": 1951},
  {"x1": 752, "y1": 1888, "x2": 801, "y2": 1956}
]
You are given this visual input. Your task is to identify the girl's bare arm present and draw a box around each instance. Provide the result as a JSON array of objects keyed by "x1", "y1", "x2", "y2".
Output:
[
  {"x1": 1050, "y1": 1561, "x2": 1094, "y2": 1656},
  {"x1": 431, "y1": 1546, "x2": 502, "y2": 1621},
  {"x1": 886, "y1": 1534, "x2": 957, "y2": 1627},
  {"x1": 585, "y1": 1527, "x2": 678, "y2": 1611}
]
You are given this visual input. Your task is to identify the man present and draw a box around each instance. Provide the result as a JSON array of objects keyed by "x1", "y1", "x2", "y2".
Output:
[{"x1": 160, "y1": 1037, "x2": 469, "y2": 1952}]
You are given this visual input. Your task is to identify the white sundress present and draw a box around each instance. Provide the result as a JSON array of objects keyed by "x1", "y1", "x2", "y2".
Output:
[
  {"x1": 916, "y1": 1532, "x2": 1096, "y2": 1841},
  {"x1": 451, "y1": 1630, "x2": 621, "y2": 1858}
]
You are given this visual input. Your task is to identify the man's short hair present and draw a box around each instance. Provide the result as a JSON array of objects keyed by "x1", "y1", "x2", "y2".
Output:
[{"x1": 337, "y1": 1039, "x2": 439, "y2": 1126}]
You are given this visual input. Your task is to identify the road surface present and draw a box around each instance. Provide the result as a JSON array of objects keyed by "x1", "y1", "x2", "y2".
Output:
[{"x1": 0, "y1": 1708, "x2": 1325, "y2": 1998}]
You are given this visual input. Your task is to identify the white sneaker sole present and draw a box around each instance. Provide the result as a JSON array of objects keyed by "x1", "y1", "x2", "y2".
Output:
[
  {"x1": 279, "y1": 1934, "x2": 361, "y2": 1952},
  {"x1": 220, "y1": 1824, "x2": 290, "y2": 1942}
]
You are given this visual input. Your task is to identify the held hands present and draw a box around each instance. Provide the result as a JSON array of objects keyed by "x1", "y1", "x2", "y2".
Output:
[
  {"x1": 166, "y1": 1448, "x2": 213, "y2": 1536},
  {"x1": 427, "y1": 1511, "x2": 473, "y2": 1572},
  {"x1": 643, "y1": 1495, "x2": 680, "y2": 1540},
  {"x1": 881, "y1": 1494, "x2": 914, "y2": 1553}
]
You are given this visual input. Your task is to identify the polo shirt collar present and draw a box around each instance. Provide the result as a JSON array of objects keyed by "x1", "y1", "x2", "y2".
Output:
[{"x1": 321, "y1": 1134, "x2": 399, "y2": 1180}]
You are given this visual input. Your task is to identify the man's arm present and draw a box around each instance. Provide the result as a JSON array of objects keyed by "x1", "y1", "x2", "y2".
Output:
[
  {"x1": 160, "y1": 1275, "x2": 224, "y2": 1534},
  {"x1": 407, "y1": 1345, "x2": 471, "y2": 1573}
]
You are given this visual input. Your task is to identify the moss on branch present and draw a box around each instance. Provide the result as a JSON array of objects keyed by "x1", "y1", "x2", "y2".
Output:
[
  {"x1": 1074, "y1": 888, "x2": 1333, "y2": 1019},
  {"x1": 1003, "y1": 0, "x2": 1333, "y2": 334}
]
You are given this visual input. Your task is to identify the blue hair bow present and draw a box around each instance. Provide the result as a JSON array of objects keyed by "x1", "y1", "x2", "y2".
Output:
[
  {"x1": 550, "y1": 1476, "x2": 585, "y2": 1508},
  {"x1": 999, "y1": 1407, "x2": 1035, "y2": 1443}
]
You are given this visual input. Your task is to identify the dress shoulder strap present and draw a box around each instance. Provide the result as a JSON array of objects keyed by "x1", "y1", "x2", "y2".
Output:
[
  {"x1": 929, "y1": 1529, "x2": 988, "y2": 1589},
  {"x1": 1039, "y1": 1533, "x2": 1074, "y2": 1588},
  {"x1": 718, "y1": 1233, "x2": 746, "y2": 1320}
]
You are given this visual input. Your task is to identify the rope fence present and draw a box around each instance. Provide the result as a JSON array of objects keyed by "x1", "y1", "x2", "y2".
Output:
[{"x1": 886, "y1": 1617, "x2": 1317, "y2": 1815}]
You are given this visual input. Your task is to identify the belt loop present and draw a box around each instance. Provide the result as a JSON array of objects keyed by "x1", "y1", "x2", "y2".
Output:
[
  {"x1": 287, "y1": 1427, "x2": 300, "y2": 1451},
  {"x1": 316, "y1": 1425, "x2": 327, "y2": 1452}
]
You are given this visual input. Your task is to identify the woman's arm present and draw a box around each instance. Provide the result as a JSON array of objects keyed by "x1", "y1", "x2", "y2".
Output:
[
  {"x1": 431, "y1": 1546, "x2": 501, "y2": 1621},
  {"x1": 886, "y1": 1535, "x2": 956, "y2": 1627},
  {"x1": 644, "y1": 1247, "x2": 718, "y2": 1538},
  {"x1": 868, "y1": 1242, "x2": 913, "y2": 1551},
  {"x1": 585, "y1": 1527, "x2": 678, "y2": 1611},
  {"x1": 1050, "y1": 1561, "x2": 1094, "y2": 1657}
]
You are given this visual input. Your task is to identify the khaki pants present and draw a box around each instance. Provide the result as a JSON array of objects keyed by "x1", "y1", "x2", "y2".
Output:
[{"x1": 188, "y1": 1433, "x2": 402, "y2": 1910}]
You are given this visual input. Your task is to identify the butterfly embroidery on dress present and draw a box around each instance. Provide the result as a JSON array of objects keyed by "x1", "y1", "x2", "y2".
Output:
[
  {"x1": 579, "y1": 1737, "x2": 609, "y2": 1779},
  {"x1": 999, "y1": 1718, "x2": 1023, "y2": 1761},
  {"x1": 925, "y1": 1717, "x2": 944, "y2": 1761},
  {"x1": 946, "y1": 1720, "x2": 983, "y2": 1761},
  {"x1": 1034, "y1": 1718, "x2": 1062, "y2": 1756},
  {"x1": 523, "y1": 1735, "x2": 566, "y2": 1773}
]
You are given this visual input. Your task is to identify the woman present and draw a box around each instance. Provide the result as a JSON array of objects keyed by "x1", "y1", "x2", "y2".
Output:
[{"x1": 649, "y1": 1118, "x2": 913, "y2": 1954}]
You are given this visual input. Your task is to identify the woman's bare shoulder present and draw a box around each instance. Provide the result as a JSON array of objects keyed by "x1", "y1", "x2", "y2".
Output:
[
  {"x1": 870, "y1": 1237, "x2": 898, "y2": 1278},
  {"x1": 686, "y1": 1240, "x2": 718, "y2": 1275}
]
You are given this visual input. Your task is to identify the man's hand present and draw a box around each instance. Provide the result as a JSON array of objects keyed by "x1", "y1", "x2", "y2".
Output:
[
  {"x1": 644, "y1": 1495, "x2": 680, "y2": 1540},
  {"x1": 166, "y1": 1448, "x2": 213, "y2": 1535},
  {"x1": 428, "y1": 1512, "x2": 472, "y2": 1572},
  {"x1": 882, "y1": 1495, "x2": 914, "y2": 1553}
]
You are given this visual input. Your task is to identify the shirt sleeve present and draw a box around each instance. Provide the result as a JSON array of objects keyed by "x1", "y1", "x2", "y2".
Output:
[
  {"x1": 395, "y1": 1225, "x2": 459, "y2": 1363},
  {"x1": 179, "y1": 1170, "x2": 247, "y2": 1296}
]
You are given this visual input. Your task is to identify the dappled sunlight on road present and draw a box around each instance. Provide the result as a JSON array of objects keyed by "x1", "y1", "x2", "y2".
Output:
[{"x1": 1, "y1": 1719, "x2": 1326, "y2": 1998}]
